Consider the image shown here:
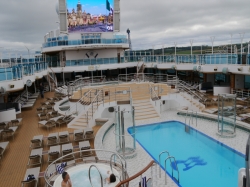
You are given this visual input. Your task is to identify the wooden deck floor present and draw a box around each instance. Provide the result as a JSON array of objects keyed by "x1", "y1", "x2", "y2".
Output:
[{"x1": 0, "y1": 92, "x2": 101, "y2": 187}]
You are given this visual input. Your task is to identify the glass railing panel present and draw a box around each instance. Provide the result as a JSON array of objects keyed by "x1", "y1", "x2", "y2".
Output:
[
  {"x1": 6, "y1": 68, "x2": 12, "y2": 80},
  {"x1": 84, "y1": 59, "x2": 90, "y2": 66},
  {"x1": 97, "y1": 58, "x2": 103, "y2": 64}
]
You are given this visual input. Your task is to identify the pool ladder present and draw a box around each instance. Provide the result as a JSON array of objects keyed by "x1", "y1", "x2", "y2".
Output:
[
  {"x1": 184, "y1": 110, "x2": 198, "y2": 133},
  {"x1": 88, "y1": 165, "x2": 104, "y2": 187},
  {"x1": 158, "y1": 151, "x2": 180, "y2": 185}
]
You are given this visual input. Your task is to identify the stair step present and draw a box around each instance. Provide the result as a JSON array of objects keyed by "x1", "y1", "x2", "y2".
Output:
[
  {"x1": 135, "y1": 110, "x2": 158, "y2": 115},
  {"x1": 133, "y1": 102, "x2": 152, "y2": 107},
  {"x1": 135, "y1": 114, "x2": 159, "y2": 120},
  {"x1": 132, "y1": 99, "x2": 150, "y2": 104},
  {"x1": 134, "y1": 105, "x2": 154, "y2": 109},
  {"x1": 134, "y1": 107, "x2": 156, "y2": 112},
  {"x1": 71, "y1": 122, "x2": 88, "y2": 127}
]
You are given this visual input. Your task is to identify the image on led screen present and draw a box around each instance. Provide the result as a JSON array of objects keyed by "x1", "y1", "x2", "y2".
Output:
[{"x1": 67, "y1": 0, "x2": 114, "y2": 33}]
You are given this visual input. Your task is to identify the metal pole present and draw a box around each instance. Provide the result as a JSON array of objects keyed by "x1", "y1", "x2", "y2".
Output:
[
  {"x1": 190, "y1": 39, "x2": 193, "y2": 56},
  {"x1": 174, "y1": 42, "x2": 177, "y2": 62},
  {"x1": 210, "y1": 36, "x2": 215, "y2": 54},
  {"x1": 230, "y1": 33, "x2": 233, "y2": 64},
  {"x1": 201, "y1": 45, "x2": 202, "y2": 55},
  {"x1": 121, "y1": 111, "x2": 125, "y2": 157},
  {"x1": 239, "y1": 33, "x2": 245, "y2": 64}
]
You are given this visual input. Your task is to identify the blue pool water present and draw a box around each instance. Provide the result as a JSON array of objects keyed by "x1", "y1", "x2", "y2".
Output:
[{"x1": 128, "y1": 121, "x2": 245, "y2": 187}]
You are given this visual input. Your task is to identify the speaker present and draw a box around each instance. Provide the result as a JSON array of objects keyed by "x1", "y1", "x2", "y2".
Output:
[
  {"x1": 163, "y1": 100, "x2": 165, "y2": 105},
  {"x1": 108, "y1": 107, "x2": 114, "y2": 113},
  {"x1": 9, "y1": 84, "x2": 14, "y2": 88},
  {"x1": 238, "y1": 67, "x2": 243, "y2": 71}
]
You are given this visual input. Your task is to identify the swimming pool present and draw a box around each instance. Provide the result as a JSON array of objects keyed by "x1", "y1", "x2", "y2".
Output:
[
  {"x1": 128, "y1": 121, "x2": 245, "y2": 187},
  {"x1": 53, "y1": 163, "x2": 120, "y2": 187}
]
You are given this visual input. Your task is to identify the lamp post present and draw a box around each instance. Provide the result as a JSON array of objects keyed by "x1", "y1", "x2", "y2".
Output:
[
  {"x1": 239, "y1": 32, "x2": 245, "y2": 64},
  {"x1": 174, "y1": 42, "x2": 177, "y2": 62},
  {"x1": 210, "y1": 36, "x2": 215, "y2": 54},
  {"x1": 230, "y1": 33, "x2": 233, "y2": 64},
  {"x1": 24, "y1": 46, "x2": 30, "y2": 59},
  {"x1": 190, "y1": 39, "x2": 193, "y2": 56},
  {"x1": 0, "y1": 47, "x2": 4, "y2": 65}
]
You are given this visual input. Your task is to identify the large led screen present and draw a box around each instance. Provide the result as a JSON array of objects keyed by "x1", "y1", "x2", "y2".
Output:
[{"x1": 67, "y1": 0, "x2": 114, "y2": 33}]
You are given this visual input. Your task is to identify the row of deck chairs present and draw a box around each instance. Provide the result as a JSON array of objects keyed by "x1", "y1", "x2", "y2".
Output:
[
  {"x1": 0, "y1": 119, "x2": 21, "y2": 140},
  {"x1": 55, "y1": 86, "x2": 68, "y2": 96},
  {"x1": 13, "y1": 91, "x2": 39, "y2": 109},
  {"x1": 38, "y1": 115, "x2": 73, "y2": 131}
]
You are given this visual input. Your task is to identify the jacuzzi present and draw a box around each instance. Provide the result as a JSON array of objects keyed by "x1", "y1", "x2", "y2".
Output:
[{"x1": 53, "y1": 163, "x2": 120, "y2": 187}]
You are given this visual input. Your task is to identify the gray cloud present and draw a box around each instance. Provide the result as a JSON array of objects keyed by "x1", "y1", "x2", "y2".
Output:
[{"x1": 0, "y1": 0, "x2": 249, "y2": 55}]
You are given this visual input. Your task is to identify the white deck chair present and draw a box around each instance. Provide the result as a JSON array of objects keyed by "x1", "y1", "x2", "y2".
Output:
[
  {"x1": 84, "y1": 128, "x2": 95, "y2": 140},
  {"x1": 30, "y1": 135, "x2": 43, "y2": 149},
  {"x1": 21, "y1": 167, "x2": 40, "y2": 187},
  {"x1": 62, "y1": 143, "x2": 74, "y2": 161},
  {"x1": 79, "y1": 141, "x2": 92, "y2": 157},
  {"x1": 27, "y1": 148, "x2": 43, "y2": 167},
  {"x1": 59, "y1": 131, "x2": 70, "y2": 144},
  {"x1": 0, "y1": 142, "x2": 9, "y2": 160},
  {"x1": 73, "y1": 130, "x2": 85, "y2": 142},
  {"x1": 2, "y1": 127, "x2": 18, "y2": 140},
  {"x1": 47, "y1": 133, "x2": 59, "y2": 147},
  {"x1": 38, "y1": 120, "x2": 56, "y2": 131},
  {"x1": 48, "y1": 145, "x2": 61, "y2": 163}
]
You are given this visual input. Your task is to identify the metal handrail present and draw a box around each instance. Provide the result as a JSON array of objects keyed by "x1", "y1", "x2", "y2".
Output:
[
  {"x1": 88, "y1": 165, "x2": 103, "y2": 187},
  {"x1": 44, "y1": 149, "x2": 127, "y2": 187},
  {"x1": 149, "y1": 83, "x2": 163, "y2": 114},
  {"x1": 164, "y1": 156, "x2": 180, "y2": 184},
  {"x1": 65, "y1": 89, "x2": 93, "y2": 116},
  {"x1": 158, "y1": 151, "x2": 170, "y2": 178},
  {"x1": 110, "y1": 153, "x2": 127, "y2": 182}
]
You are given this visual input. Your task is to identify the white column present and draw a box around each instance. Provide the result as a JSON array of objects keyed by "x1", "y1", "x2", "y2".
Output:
[
  {"x1": 190, "y1": 39, "x2": 193, "y2": 56},
  {"x1": 174, "y1": 42, "x2": 177, "y2": 62},
  {"x1": 210, "y1": 36, "x2": 215, "y2": 54},
  {"x1": 239, "y1": 33, "x2": 245, "y2": 64},
  {"x1": 230, "y1": 33, "x2": 233, "y2": 64}
]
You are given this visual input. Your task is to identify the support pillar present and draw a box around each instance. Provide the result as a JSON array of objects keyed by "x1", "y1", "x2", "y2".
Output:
[
  {"x1": 230, "y1": 74, "x2": 235, "y2": 93},
  {"x1": 203, "y1": 73, "x2": 207, "y2": 83}
]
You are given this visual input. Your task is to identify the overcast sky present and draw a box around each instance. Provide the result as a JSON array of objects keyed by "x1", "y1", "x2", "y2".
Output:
[{"x1": 0, "y1": 0, "x2": 249, "y2": 56}]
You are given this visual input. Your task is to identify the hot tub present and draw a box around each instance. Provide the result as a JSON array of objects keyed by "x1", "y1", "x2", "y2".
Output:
[{"x1": 53, "y1": 163, "x2": 120, "y2": 187}]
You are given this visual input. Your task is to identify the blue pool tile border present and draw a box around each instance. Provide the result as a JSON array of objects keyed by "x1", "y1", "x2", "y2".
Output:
[{"x1": 127, "y1": 120, "x2": 246, "y2": 187}]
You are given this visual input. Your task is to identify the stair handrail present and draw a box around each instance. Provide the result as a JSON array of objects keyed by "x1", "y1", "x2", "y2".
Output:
[
  {"x1": 115, "y1": 161, "x2": 155, "y2": 187},
  {"x1": 65, "y1": 89, "x2": 93, "y2": 116},
  {"x1": 49, "y1": 67, "x2": 57, "y2": 87},
  {"x1": 88, "y1": 165, "x2": 103, "y2": 187},
  {"x1": 177, "y1": 80, "x2": 203, "y2": 101},
  {"x1": 149, "y1": 83, "x2": 163, "y2": 114},
  {"x1": 164, "y1": 156, "x2": 179, "y2": 184},
  {"x1": 85, "y1": 89, "x2": 104, "y2": 124}
]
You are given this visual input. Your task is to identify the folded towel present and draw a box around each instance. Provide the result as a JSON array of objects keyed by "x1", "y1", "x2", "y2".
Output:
[
  {"x1": 61, "y1": 162, "x2": 67, "y2": 168},
  {"x1": 56, "y1": 165, "x2": 64, "y2": 174},
  {"x1": 26, "y1": 174, "x2": 36, "y2": 181}
]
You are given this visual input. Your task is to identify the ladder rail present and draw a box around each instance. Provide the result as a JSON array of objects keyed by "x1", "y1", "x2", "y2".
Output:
[
  {"x1": 158, "y1": 151, "x2": 170, "y2": 178},
  {"x1": 88, "y1": 165, "x2": 103, "y2": 187},
  {"x1": 164, "y1": 156, "x2": 180, "y2": 184}
]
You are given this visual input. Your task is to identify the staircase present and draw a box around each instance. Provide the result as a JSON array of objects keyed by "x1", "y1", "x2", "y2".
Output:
[
  {"x1": 46, "y1": 68, "x2": 58, "y2": 91},
  {"x1": 131, "y1": 83, "x2": 160, "y2": 120},
  {"x1": 68, "y1": 89, "x2": 103, "y2": 129}
]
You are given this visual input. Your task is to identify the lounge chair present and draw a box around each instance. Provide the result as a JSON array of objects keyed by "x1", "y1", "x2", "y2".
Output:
[
  {"x1": 38, "y1": 113, "x2": 48, "y2": 121},
  {"x1": 79, "y1": 141, "x2": 92, "y2": 157},
  {"x1": 62, "y1": 143, "x2": 74, "y2": 161},
  {"x1": 21, "y1": 167, "x2": 40, "y2": 187},
  {"x1": 38, "y1": 120, "x2": 56, "y2": 131},
  {"x1": 36, "y1": 107, "x2": 43, "y2": 114},
  {"x1": 0, "y1": 142, "x2": 9, "y2": 160},
  {"x1": 1, "y1": 127, "x2": 18, "y2": 140},
  {"x1": 73, "y1": 130, "x2": 85, "y2": 142},
  {"x1": 59, "y1": 131, "x2": 70, "y2": 144},
  {"x1": 0, "y1": 122, "x2": 7, "y2": 130},
  {"x1": 30, "y1": 135, "x2": 43, "y2": 149},
  {"x1": 27, "y1": 148, "x2": 43, "y2": 167},
  {"x1": 50, "y1": 111, "x2": 59, "y2": 118},
  {"x1": 48, "y1": 145, "x2": 61, "y2": 163},
  {"x1": 55, "y1": 117, "x2": 67, "y2": 128},
  {"x1": 84, "y1": 128, "x2": 95, "y2": 140},
  {"x1": 47, "y1": 133, "x2": 58, "y2": 147},
  {"x1": 11, "y1": 119, "x2": 21, "y2": 127},
  {"x1": 46, "y1": 105, "x2": 53, "y2": 113}
]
